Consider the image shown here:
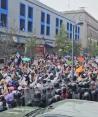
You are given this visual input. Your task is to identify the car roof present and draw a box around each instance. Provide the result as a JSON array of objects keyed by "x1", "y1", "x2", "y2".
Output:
[
  {"x1": 40, "y1": 99, "x2": 98, "y2": 117},
  {"x1": 0, "y1": 106, "x2": 39, "y2": 117}
]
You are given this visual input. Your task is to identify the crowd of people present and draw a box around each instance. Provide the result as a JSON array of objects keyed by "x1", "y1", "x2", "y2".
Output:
[{"x1": 0, "y1": 53, "x2": 98, "y2": 111}]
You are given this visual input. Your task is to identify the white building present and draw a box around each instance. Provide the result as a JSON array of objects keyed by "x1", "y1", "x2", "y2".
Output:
[
  {"x1": 63, "y1": 9, "x2": 98, "y2": 48},
  {"x1": 0, "y1": 0, "x2": 80, "y2": 48}
]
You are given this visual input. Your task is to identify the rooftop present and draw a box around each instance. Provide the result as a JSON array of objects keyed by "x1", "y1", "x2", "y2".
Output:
[
  {"x1": 63, "y1": 9, "x2": 98, "y2": 23},
  {"x1": 26, "y1": 0, "x2": 75, "y2": 23}
]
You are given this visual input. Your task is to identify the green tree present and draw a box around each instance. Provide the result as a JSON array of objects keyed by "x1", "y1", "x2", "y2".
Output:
[
  {"x1": 25, "y1": 36, "x2": 36, "y2": 57},
  {"x1": 87, "y1": 39, "x2": 92, "y2": 55},
  {"x1": 74, "y1": 42, "x2": 81, "y2": 56},
  {"x1": 91, "y1": 42, "x2": 98, "y2": 56},
  {"x1": 87, "y1": 39, "x2": 98, "y2": 56},
  {"x1": 55, "y1": 24, "x2": 72, "y2": 55},
  {"x1": 0, "y1": 20, "x2": 18, "y2": 58}
]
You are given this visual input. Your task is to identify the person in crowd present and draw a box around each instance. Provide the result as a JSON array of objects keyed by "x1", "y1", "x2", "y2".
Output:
[{"x1": 1, "y1": 53, "x2": 98, "y2": 110}]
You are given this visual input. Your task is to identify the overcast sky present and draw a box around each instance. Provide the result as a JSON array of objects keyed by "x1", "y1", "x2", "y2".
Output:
[{"x1": 39, "y1": 0, "x2": 98, "y2": 20}]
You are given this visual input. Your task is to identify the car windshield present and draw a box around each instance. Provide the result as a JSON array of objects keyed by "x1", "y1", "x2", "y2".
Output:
[{"x1": 37, "y1": 114, "x2": 72, "y2": 117}]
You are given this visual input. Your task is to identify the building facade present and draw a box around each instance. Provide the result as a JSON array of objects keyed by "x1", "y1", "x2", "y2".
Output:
[
  {"x1": 63, "y1": 9, "x2": 98, "y2": 48},
  {"x1": 0, "y1": 0, "x2": 80, "y2": 48}
]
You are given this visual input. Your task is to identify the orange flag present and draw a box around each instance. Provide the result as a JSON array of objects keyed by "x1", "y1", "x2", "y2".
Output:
[{"x1": 76, "y1": 66, "x2": 84, "y2": 74}]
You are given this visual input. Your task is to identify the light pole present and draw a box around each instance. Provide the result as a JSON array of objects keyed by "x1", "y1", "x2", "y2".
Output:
[
  {"x1": 72, "y1": 22, "x2": 83, "y2": 79},
  {"x1": 72, "y1": 29, "x2": 74, "y2": 79}
]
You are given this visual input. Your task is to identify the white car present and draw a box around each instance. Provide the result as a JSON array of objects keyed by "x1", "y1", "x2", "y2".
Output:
[
  {"x1": 1, "y1": 99, "x2": 98, "y2": 117},
  {"x1": 37, "y1": 99, "x2": 98, "y2": 117}
]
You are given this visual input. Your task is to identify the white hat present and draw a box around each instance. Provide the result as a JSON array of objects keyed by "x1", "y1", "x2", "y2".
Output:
[{"x1": 18, "y1": 86, "x2": 22, "y2": 90}]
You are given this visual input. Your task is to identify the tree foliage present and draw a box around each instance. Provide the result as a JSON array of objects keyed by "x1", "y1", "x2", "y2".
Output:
[
  {"x1": 25, "y1": 36, "x2": 36, "y2": 57},
  {"x1": 91, "y1": 42, "x2": 98, "y2": 56},
  {"x1": 0, "y1": 21, "x2": 18, "y2": 58},
  {"x1": 74, "y1": 42, "x2": 81, "y2": 56},
  {"x1": 55, "y1": 24, "x2": 72, "y2": 55},
  {"x1": 87, "y1": 39, "x2": 98, "y2": 56}
]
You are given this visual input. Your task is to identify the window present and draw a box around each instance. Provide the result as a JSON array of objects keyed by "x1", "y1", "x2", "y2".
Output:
[
  {"x1": 28, "y1": 7, "x2": 33, "y2": 18},
  {"x1": 20, "y1": 4, "x2": 25, "y2": 16},
  {"x1": 75, "y1": 34, "x2": 77, "y2": 40},
  {"x1": 67, "y1": 22, "x2": 69, "y2": 31},
  {"x1": 75, "y1": 26, "x2": 77, "y2": 33},
  {"x1": 41, "y1": 12, "x2": 45, "y2": 23},
  {"x1": 67, "y1": 22, "x2": 70, "y2": 39},
  {"x1": 40, "y1": 12, "x2": 45, "y2": 35},
  {"x1": 41, "y1": 24, "x2": 45, "y2": 34},
  {"x1": 69, "y1": 23, "x2": 73, "y2": 40},
  {"x1": 0, "y1": 0, "x2": 8, "y2": 27},
  {"x1": 67, "y1": 22, "x2": 74, "y2": 40},
  {"x1": 70, "y1": 33, "x2": 72, "y2": 39},
  {"x1": 20, "y1": 3, "x2": 26, "y2": 31},
  {"x1": 20, "y1": 19, "x2": 25, "y2": 31},
  {"x1": 40, "y1": 12, "x2": 51, "y2": 36},
  {"x1": 73, "y1": 26, "x2": 75, "y2": 39},
  {"x1": 28, "y1": 6, "x2": 33, "y2": 32},
  {"x1": 46, "y1": 14, "x2": 50, "y2": 36},
  {"x1": 56, "y1": 18, "x2": 59, "y2": 27},
  {"x1": 47, "y1": 14, "x2": 50, "y2": 24},
  {"x1": 60, "y1": 20, "x2": 63, "y2": 27},
  {"x1": 46, "y1": 26, "x2": 50, "y2": 35},
  {"x1": 41, "y1": 12, "x2": 45, "y2": 35},
  {"x1": 74, "y1": 26, "x2": 80, "y2": 40},
  {"x1": 78, "y1": 35, "x2": 79, "y2": 40},
  {"x1": 70, "y1": 23, "x2": 72, "y2": 31},
  {"x1": 1, "y1": 13, "x2": 7, "y2": 27},
  {"x1": 28, "y1": 21, "x2": 32, "y2": 32},
  {"x1": 56, "y1": 28, "x2": 58, "y2": 35},
  {"x1": 1, "y1": 0, "x2": 7, "y2": 9},
  {"x1": 56, "y1": 18, "x2": 63, "y2": 35},
  {"x1": 78, "y1": 27, "x2": 80, "y2": 33},
  {"x1": 77, "y1": 27, "x2": 80, "y2": 40}
]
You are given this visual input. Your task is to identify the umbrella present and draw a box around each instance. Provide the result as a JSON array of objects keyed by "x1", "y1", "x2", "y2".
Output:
[
  {"x1": 66, "y1": 60, "x2": 72, "y2": 65},
  {"x1": 22, "y1": 57, "x2": 31, "y2": 62}
]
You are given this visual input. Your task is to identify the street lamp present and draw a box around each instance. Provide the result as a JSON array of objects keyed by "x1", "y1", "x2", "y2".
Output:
[{"x1": 71, "y1": 22, "x2": 83, "y2": 79}]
